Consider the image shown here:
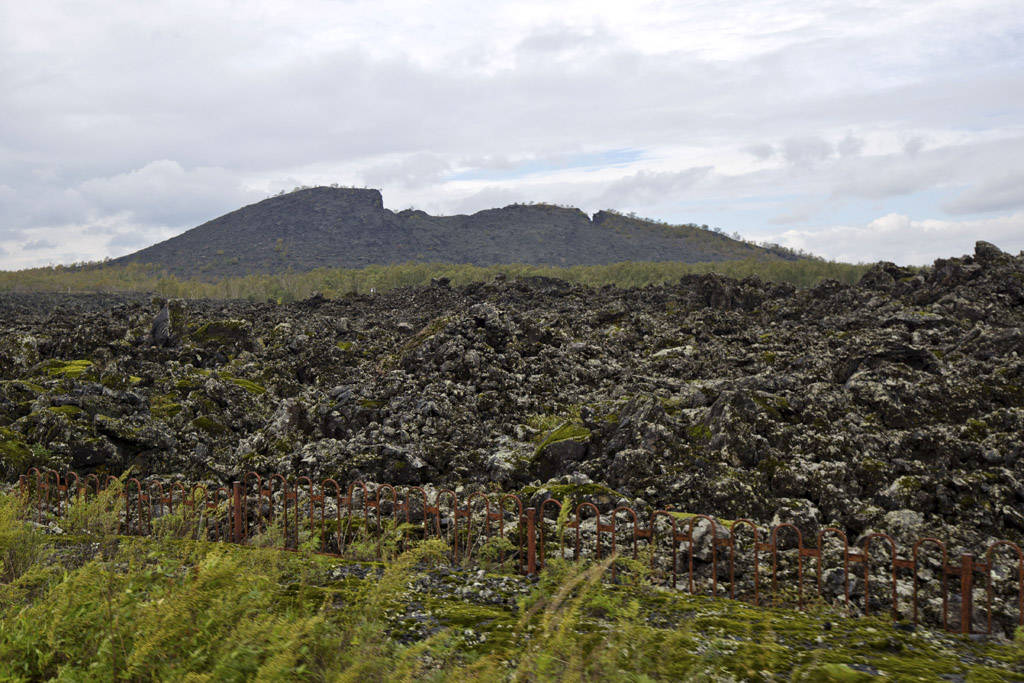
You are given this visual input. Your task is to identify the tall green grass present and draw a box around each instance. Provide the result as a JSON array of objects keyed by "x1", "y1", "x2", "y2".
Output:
[
  {"x1": 1, "y1": 489, "x2": 1018, "y2": 680},
  {"x1": 0, "y1": 259, "x2": 872, "y2": 302}
]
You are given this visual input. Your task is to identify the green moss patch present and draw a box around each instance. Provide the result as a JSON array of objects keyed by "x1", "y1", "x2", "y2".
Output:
[
  {"x1": 192, "y1": 415, "x2": 229, "y2": 435},
  {"x1": 0, "y1": 432, "x2": 32, "y2": 471},
  {"x1": 963, "y1": 417, "x2": 989, "y2": 442},
  {"x1": 667, "y1": 510, "x2": 735, "y2": 528},
  {"x1": 150, "y1": 395, "x2": 183, "y2": 419},
  {"x1": 99, "y1": 372, "x2": 145, "y2": 390},
  {"x1": 40, "y1": 359, "x2": 94, "y2": 379},
  {"x1": 223, "y1": 375, "x2": 267, "y2": 395},
  {"x1": 47, "y1": 405, "x2": 84, "y2": 418},
  {"x1": 751, "y1": 392, "x2": 794, "y2": 421},
  {"x1": 519, "y1": 482, "x2": 625, "y2": 510},
  {"x1": 0, "y1": 430, "x2": 58, "y2": 476},
  {"x1": 534, "y1": 421, "x2": 591, "y2": 457},
  {"x1": 174, "y1": 377, "x2": 202, "y2": 392},
  {"x1": 0, "y1": 380, "x2": 44, "y2": 396},
  {"x1": 687, "y1": 422, "x2": 712, "y2": 442}
]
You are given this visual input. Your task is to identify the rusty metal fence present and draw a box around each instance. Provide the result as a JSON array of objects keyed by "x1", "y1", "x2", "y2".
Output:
[{"x1": 16, "y1": 467, "x2": 1024, "y2": 636}]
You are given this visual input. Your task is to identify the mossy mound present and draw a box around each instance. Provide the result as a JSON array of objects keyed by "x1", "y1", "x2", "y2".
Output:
[
  {"x1": 0, "y1": 428, "x2": 60, "y2": 476},
  {"x1": 39, "y1": 359, "x2": 94, "y2": 379},
  {"x1": 223, "y1": 375, "x2": 266, "y2": 396},
  {"x1": 530, "y1": 421, "x2": 592, "y2": 481},
  {"x1": 149, "y1": 395, "x2": 183, "y2": 419},
  {"x1": 188, "y1": 319, "x2": 253, "y2": 350},
  {"x1": 192, "y1": 415, "x2": 229, "y2": 435},
  {"x1": 0, "y1": 430, "x2": 32, "y2": 474},
  {"x1": 520, "y1": 481, "x2": 625, "y2": 511},
  {"x1": 533, "y1": 421, "x2": 592, "y2": 458}
]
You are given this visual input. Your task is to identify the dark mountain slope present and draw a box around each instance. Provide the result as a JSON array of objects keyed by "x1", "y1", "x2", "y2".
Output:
[{"x1": 112, "y1": 187, "x2": 797, "y2": 278}]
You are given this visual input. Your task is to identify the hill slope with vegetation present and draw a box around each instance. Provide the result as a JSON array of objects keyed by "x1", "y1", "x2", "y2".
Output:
[{"x1": 108, "y1": 186, "x2": 803, "y2": 279}]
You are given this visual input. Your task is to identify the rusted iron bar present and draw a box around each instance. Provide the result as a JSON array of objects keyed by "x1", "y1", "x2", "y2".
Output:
[
  {"x1": 526, "y1": 507, "x2": 537, "y2": 575},
  {"x1": 985, "y1": 541, "x2": 1024, "y2": 635},
  {"x1": 537, "y1": 498, "x2": 563, "y2": 572},
  {"x1": 232, "y1": 481, "x2": 243, "y2": 543}
]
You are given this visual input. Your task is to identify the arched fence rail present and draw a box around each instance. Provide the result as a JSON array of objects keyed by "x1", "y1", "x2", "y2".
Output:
[{"x1": 16, "y1": 468, "x2": 1024, "y2": 636}]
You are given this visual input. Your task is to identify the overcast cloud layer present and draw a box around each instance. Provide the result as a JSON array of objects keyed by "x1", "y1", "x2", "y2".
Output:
[{"x1": 2, "y1": 0, "x2": 1023, "y2": 269}]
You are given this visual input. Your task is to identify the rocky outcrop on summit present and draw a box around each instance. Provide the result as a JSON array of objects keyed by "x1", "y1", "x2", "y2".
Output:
[
  {"x1": 3, "y1": 242, "x2": 1024, "y2": 560},
  {"x1": 110, "y1": 186, "x2": 796, "y2": 278}
]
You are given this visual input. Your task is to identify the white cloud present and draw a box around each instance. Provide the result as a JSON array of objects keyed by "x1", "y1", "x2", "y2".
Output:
[
  {"x1": 744, "y1": 144, "x2": 776, "y2": 160},
  {"x1": 0, "y1": 0, "x2": 1022, "y2": 268},
  {"x1": 782, "y1": 137, "x2": 833, "y2": 167},
  {"x1": 592, "y1": 168, "x2": 713, "y2": 207},
  {"x1": 904, "y1": 137, "x2": 926, "y2": 157},
  {"x1": 943, "y1": 172, "x2": 1024, "y2": 215},
  {"x1": 361, "y1": 153, "x2": 452, "y2": 190},
  {"x1": 827, "y1": 137, "x2": 1024, "y2": 200},
  {"x1": 837, "y1": 134, "x2": 864, "y2": 158},
  {"x1": 0, "y1": 213, "x2": 180, "y2": 269},
  {"x1": 21, "y1": 239, "x2": 56, "y2": 251},
  {"x1": 769, "y1": 212, "x2": 1024, "y2": 265},
  {"x1": 76, "y1": 160, "x2": 263, "y2": 226}
]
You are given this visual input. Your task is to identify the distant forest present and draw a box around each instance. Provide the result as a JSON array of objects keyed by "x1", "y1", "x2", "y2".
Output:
[{"x1": 0, "y1": 259, "x2": 872, "y2": 302}]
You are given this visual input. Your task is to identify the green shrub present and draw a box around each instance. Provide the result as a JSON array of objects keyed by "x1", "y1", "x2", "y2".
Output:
[
  {"x1": 0, "y1": 493, "x2": 45, "y2": 584},
  {"x1": 0, "y1": 488, "x2": 1021, "y2": 680},
  {"x1": 62, "y1": 474, "x2": 125, "y2": 537}
]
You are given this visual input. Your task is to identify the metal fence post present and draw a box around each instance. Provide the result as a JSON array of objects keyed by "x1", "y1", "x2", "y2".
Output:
[
  {"x1": 961, "y1": 553, "x2": 974, "y2": 634},
  {"x1": 526, "y1": 507, "x2": 537, "y2": 575},
  {"x1": 232, "y1": 481, "x2": 243, "y2": 544}
]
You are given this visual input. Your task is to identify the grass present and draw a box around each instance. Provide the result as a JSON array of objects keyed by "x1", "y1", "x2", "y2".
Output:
[
  {"x1": 0, "y1": 258, "x2": 872, "y2": 302},
  {"x1": 1, "y1": 488, "x2": 1023, "y2": 680}
]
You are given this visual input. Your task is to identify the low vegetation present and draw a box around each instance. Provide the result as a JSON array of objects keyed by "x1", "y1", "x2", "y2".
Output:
[
  {"x1": 1, "y1": 490, "x2": 1022, "y2": 680},
  {"x1": 0, "y1": 258, "x2": 871, "y2": 301}
]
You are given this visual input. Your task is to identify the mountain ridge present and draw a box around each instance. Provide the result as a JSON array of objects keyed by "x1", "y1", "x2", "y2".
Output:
[{"x1": 112, "y1": 186, "x2": 801, "y2": 279}]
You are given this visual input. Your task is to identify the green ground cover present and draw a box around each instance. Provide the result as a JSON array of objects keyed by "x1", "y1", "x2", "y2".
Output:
[
  {"x1": 0, "y1": 489, "x2": 1020, "y2": 681},
  {"x1": 0, "y1": 258, "x2": 871, "y2": 302}
]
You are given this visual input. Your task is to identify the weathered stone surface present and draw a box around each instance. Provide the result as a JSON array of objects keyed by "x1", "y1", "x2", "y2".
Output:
[{"x1": 1, "y1": 244, "x2": 1023, "y2": 559}]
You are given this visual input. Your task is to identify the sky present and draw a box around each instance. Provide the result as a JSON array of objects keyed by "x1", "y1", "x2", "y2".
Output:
[{"x1": 1, "y1": 0, "x2": 1023, "y2": 269}]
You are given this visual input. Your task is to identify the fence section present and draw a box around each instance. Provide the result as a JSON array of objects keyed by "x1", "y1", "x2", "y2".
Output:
[{"x1": 16, "y1": 467, "x2": 1024, "y2": 636}]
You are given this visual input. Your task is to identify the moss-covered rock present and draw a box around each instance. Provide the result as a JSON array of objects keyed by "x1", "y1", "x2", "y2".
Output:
[
  {"x1": 48, "y1": 405, "x2": 83, "y2": 418},
  {"x1": 530, "y1": 421, "x2": 591, "y2": 481},
  {"x1": 0, "y1": 333, "x2": 40, "y2": 371},
  {"x1": 39, "y1": 359, "x2": 95, "y2": 380},
  {"x1": 192, "y1": 415, "x2": 229, "y2": 436},
  {"x1": 0, "y1": 428, "x2": 32, "y2": 476},
  {"x1": 188, "y1": 319, "x2": 253, "y2": 351},
  {"x1": 99, "y1": 372, "x2": 143, "y2": 390},
  {"x1": 223, "y1": 375, "x2": 266, "y2": 396},
  {"x1": 149, "y1": 395, "x2": 183, "y2": 419},
  {"x1": 0, "y1": 428, "x2": 63, "y2": 476},
  {"x1": 520, "y1": 480, "x2": 625, "y2": 511}
]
